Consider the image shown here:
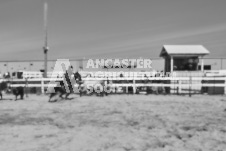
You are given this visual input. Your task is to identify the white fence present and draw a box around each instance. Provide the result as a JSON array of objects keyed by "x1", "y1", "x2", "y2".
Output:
[
  {"x1": 2, "y1": 76, "x2": 225, "y2": 95},
  {"x1": 22, "y1": 71, "x2": 65, "y2": 78},
  {"x1": 2, "y1": 70, "x2": 226, "y2": 95}
]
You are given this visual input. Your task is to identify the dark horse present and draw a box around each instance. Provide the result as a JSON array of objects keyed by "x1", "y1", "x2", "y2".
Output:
[{"x1": 48, "y1": 71, "x2": 82, "y2": 102}]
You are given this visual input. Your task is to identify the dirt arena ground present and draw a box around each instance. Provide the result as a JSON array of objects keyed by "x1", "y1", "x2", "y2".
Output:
[{"x1": 0, "y1": 94, "x2": 226, "y2": 151}]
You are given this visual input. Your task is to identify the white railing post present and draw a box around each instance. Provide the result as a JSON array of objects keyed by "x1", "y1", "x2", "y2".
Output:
[
  {"x1": 25, "y1": 78, "x2": 28, "y2": 97},
  {"x1": 41, "y1": 78, "x2": 45, "y2": 94},
  {"x1": 178, "y1": 78, "x2": 182, "y2": 94},
  {"x1": 126, "y1": 86, "x2": 128, "y2": 93},
  {"x1": 201, "y1": 57, "x2": 204, "y2": 72},
  {"x1": 171, "y1": 56, "x2": 174, "y2": 72},
  {"x1": 189, "y1": 76, "x2": 192, "y2": 97},
  {"x1": 225, "y1": 77, "x2": 226, "y2": 95},
  {"x1": 133, "y1": 77, "x2": 136, "y2": 94}
]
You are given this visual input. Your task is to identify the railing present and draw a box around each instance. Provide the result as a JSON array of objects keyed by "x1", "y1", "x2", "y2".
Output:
[
  {"x1": 1, "y1": 76, "x2": 225, "y2": 95},
  {"x1": 22, "y1": 71, "x2": 65, "y2": 78}
]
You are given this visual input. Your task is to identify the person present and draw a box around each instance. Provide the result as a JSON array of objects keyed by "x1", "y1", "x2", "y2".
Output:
[
  {"x1": 63, "y1": 65, "x2": 74, "y2": 93},
  {"x1": 3, "y1": 72, "x2": 10, "y2": 79}
]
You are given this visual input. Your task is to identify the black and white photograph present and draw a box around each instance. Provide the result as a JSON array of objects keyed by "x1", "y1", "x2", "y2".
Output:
[{"x1": 0, "y1": 0, "x2": 226, "y2": 150}]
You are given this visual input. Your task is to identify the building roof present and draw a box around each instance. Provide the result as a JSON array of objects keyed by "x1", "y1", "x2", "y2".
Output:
[{"x1": 160, "y1": 45, "x2": 210, "y2": 57}]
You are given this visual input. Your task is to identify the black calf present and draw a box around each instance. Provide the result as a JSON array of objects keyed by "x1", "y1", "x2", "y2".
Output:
[
  {"x1": 0, "y1": 81, "x2": 8, "y2": 100},
  {"x1": 12, "y1": 87, "x2": 24, "y2": 101}
]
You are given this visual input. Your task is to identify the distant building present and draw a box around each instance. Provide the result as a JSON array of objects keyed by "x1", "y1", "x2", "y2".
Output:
[{"x1": 160, "y1": 45, "x2": 210, "y2": 72}]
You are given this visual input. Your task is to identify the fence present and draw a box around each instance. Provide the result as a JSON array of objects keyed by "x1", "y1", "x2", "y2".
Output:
[
  {"x1": 1, "y1": 57, "x2": 226, "y2": 95},
  {"x1": 2, "y1": 76, "x2": 226, "y2": 95}
]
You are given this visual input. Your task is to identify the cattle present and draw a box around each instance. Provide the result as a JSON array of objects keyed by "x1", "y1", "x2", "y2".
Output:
[
  {"x1": 0, "y1": 81, "x2": 24, "y2": 101},
  {"x1": 11, "y1": 86, "x2": 24, "y2": 101},
  {"x1": 0, "y1": 81, "x2": 8, "y2": 100},
  {"x1": 0, "y1": 91, "x2": 2, "y2": 100}
]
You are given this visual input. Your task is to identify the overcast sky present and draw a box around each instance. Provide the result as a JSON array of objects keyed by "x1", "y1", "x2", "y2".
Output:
[{"x1": 0, "y1": 0, "x2": 226, "y2": 61}]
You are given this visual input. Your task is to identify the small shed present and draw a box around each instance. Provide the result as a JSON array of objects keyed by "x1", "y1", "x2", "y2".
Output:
[{"x1": 160, "y1": 45, "x2": 210, "y2": 72}]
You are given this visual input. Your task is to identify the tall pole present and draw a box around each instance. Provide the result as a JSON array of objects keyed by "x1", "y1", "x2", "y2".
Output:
[
  {"x1": 170, "y1": 56, "x2": 174, "y2": 73},
  {"x1": 43, "y1": 1, "x2": 49, "y2": 78},
  {"x1": 201, "y1": 57, "x2": 204, "y2": 72}
]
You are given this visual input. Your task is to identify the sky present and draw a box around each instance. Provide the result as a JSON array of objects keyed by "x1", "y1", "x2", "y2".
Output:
[{"x1": 0, "y1": 0, "x2": 226, "y2": 61}]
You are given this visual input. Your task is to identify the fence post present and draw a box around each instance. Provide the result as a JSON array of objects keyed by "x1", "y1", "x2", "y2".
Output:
[
  {"x1": 178, "y1": 78, "x2": 182, "y2": 95},
  {"x1": 189, "y1": 76, "x2": 192, "y2": 97},
  {"x1": 126, "y1": 86, "x2": 128, "y2": 94},
  {"x1": 225, "y1": 77, "x2": 226, "y2": 95},
  {"x1": 25, "y1": 78, "x2": 28, "y2": 97},
  {"x1": 41, "y1": 78, "x2": 45, "y2": 94},
  {"x1": 133, "y1": 77, "x2": 136, "y2": 94}
]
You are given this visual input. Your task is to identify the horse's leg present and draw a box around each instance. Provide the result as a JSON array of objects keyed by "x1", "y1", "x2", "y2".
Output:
[
  {"x1": 102, "y1": 85, "x2": 108, "y2": 96},
  {"x1": 21, "y1": 90, "x2": 24, "y2": 100},
  {"x1": 59, "y1": 91, "x2": 64, "y2": 99},
  {"x1": 78, "y1": 85, "x2": 82, "y2": 97},
  {"x1": 59, "y1": 94, "x2": 64, "y2": 99},
  {"x1": 100, "y1": 91, "x2": 104, "y2": 97},
  {"x1": 156, "y1": 87, "x2": 159, "y2": 95},
  {"x1": 49, "y1": 87, "x2": 59, "y2": 102},
  {"x1": 49, "y1": 87, "x2": 60, "y2": 102},
  {"x1": 162, "y1": 86, "x2": 166, "y2": 95},
  {"x1": 49, "y1": 93, "x2": 55, "y2": 102},
  {"x1": 57, "y1": 87, "x2": 66, "y2": 100},
  {"x1": 151, "y1": 87, "x2": 158, "y2": 95},
  {"x1": 79, "y1": 89, "x2": 82, "y2": 97},
  {"x1": 20, "y1": 94, "x2": 24, "y2": 100},
  {"x1": 104, "y1": 85, "x2": 110, "y2": 96},
  {"x1": 105, "y1": 90, "x2": 108, "y2": 96},
  {"x1": 15, "y1": 95, "x2": 18, "y2": 101},
  {"x1": 65, "y1": 93, "x2": 70, "y2": 99}
]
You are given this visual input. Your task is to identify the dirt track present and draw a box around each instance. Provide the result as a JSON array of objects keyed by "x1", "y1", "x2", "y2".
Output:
[{"x1": 0, "y1": 94, "x2": 226, "y2": 151}]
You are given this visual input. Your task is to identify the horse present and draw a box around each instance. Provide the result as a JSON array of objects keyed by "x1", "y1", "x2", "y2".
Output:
[{"x1": 48, "y1": 71, "x2": 82, "y2": 102}]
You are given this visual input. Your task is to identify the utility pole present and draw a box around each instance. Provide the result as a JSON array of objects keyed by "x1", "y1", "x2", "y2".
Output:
[{"x1": 43, "y1": 1, "x2": 49, "y2": 78}]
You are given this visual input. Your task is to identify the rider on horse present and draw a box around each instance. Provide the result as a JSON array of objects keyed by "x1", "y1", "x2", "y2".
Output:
[
  {"x1": 48, "y1": 66, "x2": 83, "y2": 102},
  {"x1": 63, "y1": 65, "x2": 74, "y2": 93},
  {"x1": 64, "y1": 66, "x2": 83, "y2": 96}
]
